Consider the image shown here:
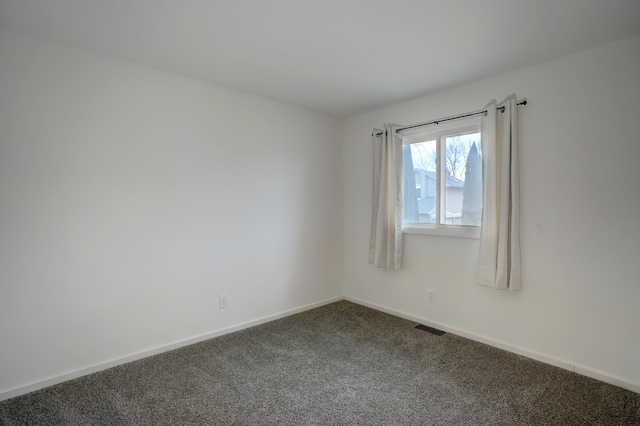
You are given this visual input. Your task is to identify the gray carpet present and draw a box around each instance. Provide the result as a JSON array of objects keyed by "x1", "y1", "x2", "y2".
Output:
[{"x1": 1, "y1": 301, "x2": 639, "y2": 425}]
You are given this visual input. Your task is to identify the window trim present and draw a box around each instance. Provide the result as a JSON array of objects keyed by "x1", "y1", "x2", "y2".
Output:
[
  {"x1": 402, "y1": 223, "x2": 480, "y2": 239},
  {"x1": 400, "y1": 116, "x2": 482, "y2": 238}
]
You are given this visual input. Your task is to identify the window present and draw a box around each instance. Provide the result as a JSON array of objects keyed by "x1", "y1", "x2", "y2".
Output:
[{"x1": 401, "y1": 117, "x2": 482, "y2": 238}]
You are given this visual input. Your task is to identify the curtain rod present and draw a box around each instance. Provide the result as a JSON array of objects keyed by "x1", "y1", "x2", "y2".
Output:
[{"x1": 373, "y1": 98, "x2": 527, "y2": 137}]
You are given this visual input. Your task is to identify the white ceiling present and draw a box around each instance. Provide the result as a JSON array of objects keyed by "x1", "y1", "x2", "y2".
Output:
[{"x1": 1, "y1": 0, "x2": 639, "y2": 118}]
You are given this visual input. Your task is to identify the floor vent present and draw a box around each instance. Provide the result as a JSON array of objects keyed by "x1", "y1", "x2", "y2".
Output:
[{"x1": 415, "y1": 324, "x2": 446, "y2": 336}]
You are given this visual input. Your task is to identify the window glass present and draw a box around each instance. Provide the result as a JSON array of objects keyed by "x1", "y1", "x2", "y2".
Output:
[
  {"x1": 402, "y1": 126, "x2": 482, "y2": 230},
  {"x1": 403, "y1": 140, "x2": 436, "y2": 223},
  {"x1": 442, "y1": 133, "x2": 482, "y2": 226}
]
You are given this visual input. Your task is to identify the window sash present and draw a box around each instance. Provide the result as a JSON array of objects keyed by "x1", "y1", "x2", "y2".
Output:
[{"x1": 400, "y1": 116, "x2": 481, "y2": 237}]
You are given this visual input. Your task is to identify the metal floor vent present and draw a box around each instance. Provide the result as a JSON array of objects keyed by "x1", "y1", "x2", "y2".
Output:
[{"x1": 415, "y1": 324, "x2": 446, "y2": 336}]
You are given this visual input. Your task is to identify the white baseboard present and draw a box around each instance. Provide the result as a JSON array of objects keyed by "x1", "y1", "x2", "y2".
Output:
[
  {"x1": 0, "y1": 296, "x2": 343, "y2": 402},
  {"x1": 344, "y1": 295, "x2": 640, "y2": 394}
]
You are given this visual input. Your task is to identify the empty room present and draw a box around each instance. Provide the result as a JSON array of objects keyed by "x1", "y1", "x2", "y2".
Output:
[{"x1": 1, "y1": 1, "x2": 639, "y2": 424}]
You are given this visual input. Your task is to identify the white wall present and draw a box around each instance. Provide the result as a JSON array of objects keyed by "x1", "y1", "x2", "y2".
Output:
[
  {"x1": 343, "y1": 35, "x2": 640, "y2": 392},
  {"x1": 0, "y1": 28, "x2": 343, "y2": 398}
]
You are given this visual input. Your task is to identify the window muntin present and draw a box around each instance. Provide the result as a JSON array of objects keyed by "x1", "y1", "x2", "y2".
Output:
[{"x1": 401, "y1": 120, "x2": 482, "y2": 235}]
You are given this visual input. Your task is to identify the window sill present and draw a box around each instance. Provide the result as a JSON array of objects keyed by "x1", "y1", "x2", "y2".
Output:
[{"x1": 402, "y1": 224, "x2": 480, "y2": 239}]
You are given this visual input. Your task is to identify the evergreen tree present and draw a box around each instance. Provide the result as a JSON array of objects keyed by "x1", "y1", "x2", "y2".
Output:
[
  {"x1": 402, "y1": 145, "x2": 420, "y2": 221},
  {"x1": 461, "y1": 143, "x2": 482, "y2": 225}
]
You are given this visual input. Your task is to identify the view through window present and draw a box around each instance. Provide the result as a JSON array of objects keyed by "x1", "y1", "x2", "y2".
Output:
[{"x1": 402, "y1": 129, "x2": 482, "y2": 227}]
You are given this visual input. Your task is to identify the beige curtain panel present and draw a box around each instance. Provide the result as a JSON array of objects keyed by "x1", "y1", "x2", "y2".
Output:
[
  {"x1": 369, "y1": 124, "x2": 404, "y2": 271},
  {"x1": 476, "y1": 94, "x2": 522, "y2": 290}
]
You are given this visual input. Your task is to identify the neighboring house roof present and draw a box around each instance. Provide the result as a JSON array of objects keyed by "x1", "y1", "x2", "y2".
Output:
[{"x1": 414, "y1": 169, "x2": 464, "y2": 188}]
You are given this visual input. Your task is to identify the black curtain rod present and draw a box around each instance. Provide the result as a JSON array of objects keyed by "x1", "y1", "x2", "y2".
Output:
[{"x1": 373, "y1": 99, "x2": 527, "y2": 137}]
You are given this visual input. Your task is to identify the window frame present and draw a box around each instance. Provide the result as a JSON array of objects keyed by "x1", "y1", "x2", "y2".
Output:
[{"x1": 400, "y1": 117, "x2": 482, "y2": 239}]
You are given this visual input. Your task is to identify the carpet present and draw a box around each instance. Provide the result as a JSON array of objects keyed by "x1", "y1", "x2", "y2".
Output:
[{"x1": 1, "y1": 301, "x2": 638, "y2": 425}]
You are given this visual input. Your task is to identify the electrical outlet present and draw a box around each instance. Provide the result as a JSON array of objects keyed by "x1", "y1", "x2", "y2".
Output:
[
  {"x1": 427, "y1": 289, "x2": 436, "y2": 303},
  {"x1": 219, "y1": 294, "x2": 228, "y2": 309}
]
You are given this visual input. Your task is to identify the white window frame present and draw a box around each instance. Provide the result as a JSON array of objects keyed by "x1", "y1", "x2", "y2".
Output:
[{"x1": 400, "y1": 116, "x2": 481, "y2": 239}]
